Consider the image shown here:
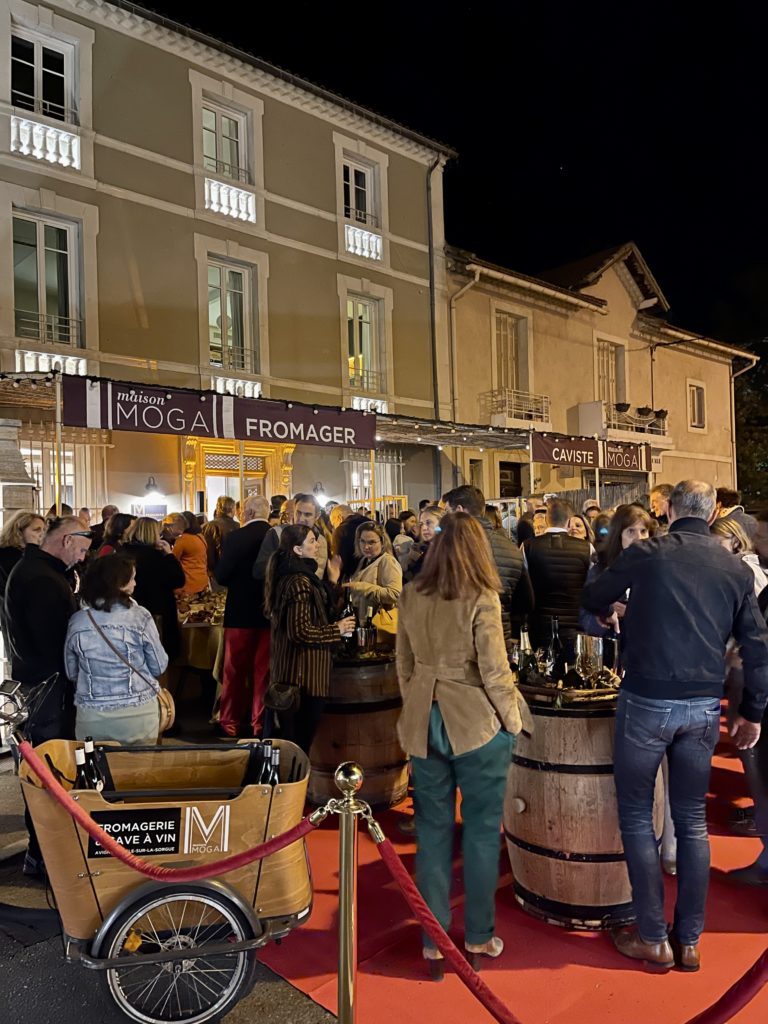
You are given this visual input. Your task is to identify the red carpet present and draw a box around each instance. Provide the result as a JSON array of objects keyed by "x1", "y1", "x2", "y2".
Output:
[{"x1": 260, "y1": 736, "x2": 768, "y2": 1024}]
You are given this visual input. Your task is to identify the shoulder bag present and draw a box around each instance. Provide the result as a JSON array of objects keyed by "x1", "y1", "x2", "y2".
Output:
[{"x1": 85, "y1": 610, "x2": 174, "y2": 732}]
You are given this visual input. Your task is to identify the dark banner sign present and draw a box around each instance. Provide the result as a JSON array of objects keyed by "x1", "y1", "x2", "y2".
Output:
[
  {"x1": 63, "y1": 376, "x2": 376, "y2": 450},
  {"x1": 531, "y1": 433, "x2": 600, "y2": 467},
  {"x1": 603, "y1": 441, "x2": 651, "y2": 473}
]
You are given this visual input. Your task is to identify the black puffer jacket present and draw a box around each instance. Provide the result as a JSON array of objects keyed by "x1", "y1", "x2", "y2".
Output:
[
  {"x1": 478, "y1": 516, "x2": 532, "y2": 649},
  {"x1": 523, "y1": 531, "x2": 591, "y2": 647}
]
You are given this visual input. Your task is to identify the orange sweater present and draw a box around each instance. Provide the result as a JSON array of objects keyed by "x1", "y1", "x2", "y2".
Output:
[{"x1": 172, "y1": 532, "x2": 210, "y2": 595}]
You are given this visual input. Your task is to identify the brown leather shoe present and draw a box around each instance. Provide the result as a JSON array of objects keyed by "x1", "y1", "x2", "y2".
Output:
[
  {"x1": 611, "y1": 928, "x2": 674, "y2": 971},
  {"x1": 670, "y1": 935, "x2": 701, "y2": 972}
]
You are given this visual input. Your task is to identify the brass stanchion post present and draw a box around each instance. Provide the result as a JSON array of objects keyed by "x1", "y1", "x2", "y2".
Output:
[{"x1": 335, "y1": 761, "x2": 364, "y2": 1024}]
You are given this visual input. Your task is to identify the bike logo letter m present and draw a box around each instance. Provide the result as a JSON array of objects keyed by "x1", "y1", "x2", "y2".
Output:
[{"x1": 183, "y1": 805, "x2": 231, "y2": 855}]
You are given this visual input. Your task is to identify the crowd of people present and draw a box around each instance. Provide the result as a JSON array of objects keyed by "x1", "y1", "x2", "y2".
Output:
[{"x1": 1, "y1": 477, "x2": 767, "y2": 977}]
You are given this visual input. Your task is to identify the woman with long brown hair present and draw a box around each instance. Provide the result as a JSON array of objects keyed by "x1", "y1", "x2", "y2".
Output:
[
  {"x1": 265, "y1": 524, "x2": 355, "y2": 752},
  {"x1": 396, "y1": 512, "x2": 531, "y2": 978}
]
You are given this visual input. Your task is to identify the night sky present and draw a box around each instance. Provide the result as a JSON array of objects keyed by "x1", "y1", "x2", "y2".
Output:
[{"x1": 143, "y1": 1, "x2": 768, "y2": 349}]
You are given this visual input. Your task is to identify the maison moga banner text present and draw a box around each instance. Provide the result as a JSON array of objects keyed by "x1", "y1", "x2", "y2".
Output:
[{"x1": 62, "y1": 377, "x2": 377, "y2": 450}]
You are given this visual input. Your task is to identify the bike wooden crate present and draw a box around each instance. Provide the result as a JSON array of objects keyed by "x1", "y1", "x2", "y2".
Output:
[{"x1": 20, "y1": 739, "x2": 312, "y2": 942}]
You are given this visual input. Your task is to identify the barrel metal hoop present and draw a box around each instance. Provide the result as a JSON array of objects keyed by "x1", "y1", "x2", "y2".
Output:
[
  {"x1": 528, "y1": 706, "x2": 617, "y2": 719},
  {"x1": 504, "y1": 829, "x2": 626, "y2": 863},
  {"x1": 512, "y1": 880, "x2": 635, "y2": 927},
  {"x1": 510, "y1": 754, "x2": 614, "y2": 775},
  {"x1": 321, "y1": 697, "x2": 403, "y2": 714}
]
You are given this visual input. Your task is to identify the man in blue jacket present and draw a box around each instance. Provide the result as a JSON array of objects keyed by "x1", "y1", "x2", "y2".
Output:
[{"x1": 582, "y1": 480, "x2": 768, "y2": 973}]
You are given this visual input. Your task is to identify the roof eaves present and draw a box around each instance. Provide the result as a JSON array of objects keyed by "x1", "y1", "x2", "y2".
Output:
[{"x1": 110, "y1": 1, "x2": 458, "y2": 159}]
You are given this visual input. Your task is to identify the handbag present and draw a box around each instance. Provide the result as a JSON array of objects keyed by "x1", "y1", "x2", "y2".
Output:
[
  {"x1": 372, "y1": 606, "x2": 398, "y2": 636},
  {"x1": 264, "y1": 680, "x2": 301, "y2": 713},
  {"x1": 86, "y1": 610, "x2": 174, "y2": 733}
]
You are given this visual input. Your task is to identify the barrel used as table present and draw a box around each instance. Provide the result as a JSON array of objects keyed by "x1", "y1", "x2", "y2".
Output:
[
  {"x1": 503, "y1": 701, "x2": 664, "y2": 930},
  {"x1": 308, "y1": 655, "x2": 409, "y2": 808}
]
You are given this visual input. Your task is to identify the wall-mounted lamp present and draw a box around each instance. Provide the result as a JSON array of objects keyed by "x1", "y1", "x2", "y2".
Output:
[{"x1": 145, "y1": 476, "x2": 163, "y2": 502}]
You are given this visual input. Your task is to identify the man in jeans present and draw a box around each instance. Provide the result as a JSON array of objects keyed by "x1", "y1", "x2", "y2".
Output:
[{"x1": 582, "y1": 481, "x2": 768, "y2": 971}]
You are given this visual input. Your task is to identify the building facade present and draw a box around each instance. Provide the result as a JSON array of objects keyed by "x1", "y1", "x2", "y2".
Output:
[
  {"x1": 447, "y1": 243, "x2": 754, "y2": 503},
  {"x1": 0, "y1": 0, "x2": 454, "y2": 515}
]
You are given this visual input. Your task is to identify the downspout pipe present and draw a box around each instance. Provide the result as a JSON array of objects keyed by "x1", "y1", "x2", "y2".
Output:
[
  {"x1": 730, "y1": 355, "x2": 759, "y2": 489},
  {"x1": 426, "y1": 156, "x2": 442, "y2": 495}
]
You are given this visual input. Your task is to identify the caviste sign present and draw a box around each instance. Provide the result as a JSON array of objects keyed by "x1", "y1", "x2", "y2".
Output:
[
  {"x1": 63, "y1": 377, "x2": 377, "y2": 450},
  {"x1": 531, "y1": 433, "x2": 600, "y2": 466}
]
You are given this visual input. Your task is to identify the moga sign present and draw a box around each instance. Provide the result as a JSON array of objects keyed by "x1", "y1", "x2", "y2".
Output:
[
  {"x1": 603, "y1": 441, "x2": 651, "y2": 472},
  {"x1": 62, "y1": 376, "x2": 377, "y2": 450},
  {"x1": 183, "y1": 805, "x2": 231, "y2": 855}
]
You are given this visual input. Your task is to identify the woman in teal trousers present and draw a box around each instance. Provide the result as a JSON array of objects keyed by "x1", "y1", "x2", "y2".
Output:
[{"x1": 396, "y1": 512, "x2": 532, "y2": 979}]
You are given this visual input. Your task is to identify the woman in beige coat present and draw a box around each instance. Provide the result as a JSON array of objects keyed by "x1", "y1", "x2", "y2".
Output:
[
  {"x1": 344, "y1": 520, "x2": 402, "y2": 622},
  {"x1": 396, "y1": 512, "x2": 531, "y2": 979}
]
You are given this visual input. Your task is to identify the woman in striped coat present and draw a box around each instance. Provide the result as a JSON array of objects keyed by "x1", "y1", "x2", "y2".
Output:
[{"x1": 265, "y1": 524, "x2": 355, "y2": 752}]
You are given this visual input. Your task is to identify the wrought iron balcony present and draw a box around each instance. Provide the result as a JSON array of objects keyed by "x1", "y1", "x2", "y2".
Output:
[
  {"x1": 202, "y1": 156, "x2": 251, "y2": 184},
  {"x1": 14, "y1": 310, "x2": 82, "y2": 347},
  {"x1": 480, "y1": 387, "x2": 551, "y2": 424},
  {"x1": 607, "y1": 403, "x2": 669, "y2": 436},
  {"x1": 348, "y1": 368, "x2": 385, "y2": 393},
  {"x1": 210, "y1": 345, "x2": 259, "y2": 375}
]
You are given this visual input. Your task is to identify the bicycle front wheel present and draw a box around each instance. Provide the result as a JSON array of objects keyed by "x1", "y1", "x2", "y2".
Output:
[{"x1": 99, "y1": 884, "x2": 257, "y2": 1024}]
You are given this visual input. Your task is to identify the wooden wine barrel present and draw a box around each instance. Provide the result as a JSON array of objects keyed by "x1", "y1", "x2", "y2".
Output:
[
  {"x1": 504, "y1": 702, "x2": 665, "y2": 930},
  {"x1": 308, "y1": 656, "x2": 409, "y2": 808}
]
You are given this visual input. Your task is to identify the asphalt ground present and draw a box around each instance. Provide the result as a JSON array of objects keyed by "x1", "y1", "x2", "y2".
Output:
[{"x1": 0, "y1": 683, "x2": 335, "y2": 1024}]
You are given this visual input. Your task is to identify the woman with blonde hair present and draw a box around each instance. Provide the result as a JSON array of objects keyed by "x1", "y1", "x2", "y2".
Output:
[
  {"x1": 344, "y1": 520, "x2": 402, "y2": 622},
  {"x1": 403, "y1": 504, "x2": 445, "y2": 583},
  {"x1": 122, "y1": 516, "x2": 185, "y2": 659},
  {"x1": 397, "y1": 512, "x2": 531, "y2": 978},
  {"x1": 711, "y1": 517, "x2": 768, "y2": 595},
  {"x1": 0, "y1": 511, "x2": 45, "y2": 589}
]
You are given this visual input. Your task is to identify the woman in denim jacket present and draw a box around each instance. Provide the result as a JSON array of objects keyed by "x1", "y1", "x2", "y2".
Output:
[{"x1": 65, "y1": 553, "x2": 169, "y2": 744}]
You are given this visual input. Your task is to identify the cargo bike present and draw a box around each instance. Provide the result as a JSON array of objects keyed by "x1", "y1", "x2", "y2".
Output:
[{"x1": 3, "y1": 683, "x2": 314, "y2": 1024}]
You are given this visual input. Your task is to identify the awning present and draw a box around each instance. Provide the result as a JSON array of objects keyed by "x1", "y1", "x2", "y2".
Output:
[{"x1": 375, "y1": 413, "x2": 530, "y2": 451}]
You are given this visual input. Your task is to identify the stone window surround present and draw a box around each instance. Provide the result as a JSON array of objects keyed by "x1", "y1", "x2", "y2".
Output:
[
  {"x1": 0, "y1": 180, "x2": 100, "y2": 368},
  {"x1": 593, "y1": 330, "x2": 629, "y2": 406},
  {"x1": 686, "y1": 377, "x2": 708, "y2": 433},
  {"x1": 193, "y1": 233, "x2": 270, "y2": 393},
  {"x1": 337, "y1": 273, "x2": 394, "y2": 401},
  {"x1": 333, "y1": 131, "x2": 390, "y2": 269},
  {"x1": 1, "y1": 0, "x2": 95, "y2": 177},
  {"x1": 189, "y1": 69, "x2": 265, "y2": 226},
  {"x1": 489, "y1": 297, "x2": 534, "y2": 395}
]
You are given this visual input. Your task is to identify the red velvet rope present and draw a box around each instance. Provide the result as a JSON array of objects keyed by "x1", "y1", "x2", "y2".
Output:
[
  {"x1": 376, "y1": 837, "x2": 524, "y2": 1024},
  {"x1": 682, "y1": 948, "x2": 768, "y2": 1024},
  {"x1": 18, "y1": 740, "x2": 317, "y2": 882}
]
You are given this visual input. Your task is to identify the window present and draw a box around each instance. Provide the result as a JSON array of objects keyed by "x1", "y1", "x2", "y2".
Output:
[
  {"x1": 202, "y1": 102, "x2": 248, "y2": 182},
  {"x1": 12, "y1": 213, "x2": 79, "y2": 346},
  {"x1": 207, "y1": 260, "x2": 256, "y2": 372},
  {"x1": 688, "y1": 382, "x2": 706, "y2": 429},
  {"x1": 495, "y1": 311, "x2": 520, "y2": 391},
  {"x1": 596, "y1": 338, "x2": 625, "y2": 407},
  {"x1": 11, "y1": 31, "x2": 74, "y2": 122},
  {"x1": 347, "y1": 296, "x2": 383, "y2": 392},
  {"x1": 342, "y1": 159, "x2": 377, "y2": 227}
]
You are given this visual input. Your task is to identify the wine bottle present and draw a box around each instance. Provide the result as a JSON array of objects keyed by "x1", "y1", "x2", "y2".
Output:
[
  {"x1": 83, "y1": 736, "x2": 104, "y2": 792},
  {"x1": 259, "y1": 740, "x2": 274, "y2": 785},
  {"x1": 545, "y1": 617, "x2": 564, "y2": 682},
  {"x1": 269, "y1": 747, "x2": 281, "y2": 786},
  {"x1": 518, "y1": 620, "x2": 538, "y2": 684},
  {"x1": 74, "y1": 747, "x2": 92, "y2": 790},
  {"x1": 339, "y1": 598, "x2": 357, "y2": 654},
  {"x1": 364, "y1": 605, "x2": 374, "y2": 629}
]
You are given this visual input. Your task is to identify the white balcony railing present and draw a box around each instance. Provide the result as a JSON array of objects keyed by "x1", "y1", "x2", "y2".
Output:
[
  {"x1": 348, "y1": 368, "x2": 385, "y2": 393},
  {"x1": 480, "y1": 387, "x2": 551, "y2": 424},
  {"x1": 607, "y1": 404, "x2": 669, "y2": 436},
  {"x1": 204, "y1": 178, "x2": 256, "y2": 223},
  {"x1": 15, "y1": 310, "x2": 82, "y2": 347},
  {"x1": 211, "y1": 375, "x2": 262, "y2": 399},
  {"x1": 344, "y1": 224, "x2": 383, "y2": 261},
  {"x1": 15, "y1": 350, "x2": 87, "y2": 376},
  {"x1": 10, "y1": 114, "x2": 81, "y2": 169}
]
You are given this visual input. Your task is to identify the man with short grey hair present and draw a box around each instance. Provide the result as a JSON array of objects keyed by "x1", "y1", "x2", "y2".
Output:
[
  {"x1": 583, "y1": 479, "x2": 768, "y2": 971},
  {"x1": 214, "y1": 494, "x2": 273, "y2": 737}
]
